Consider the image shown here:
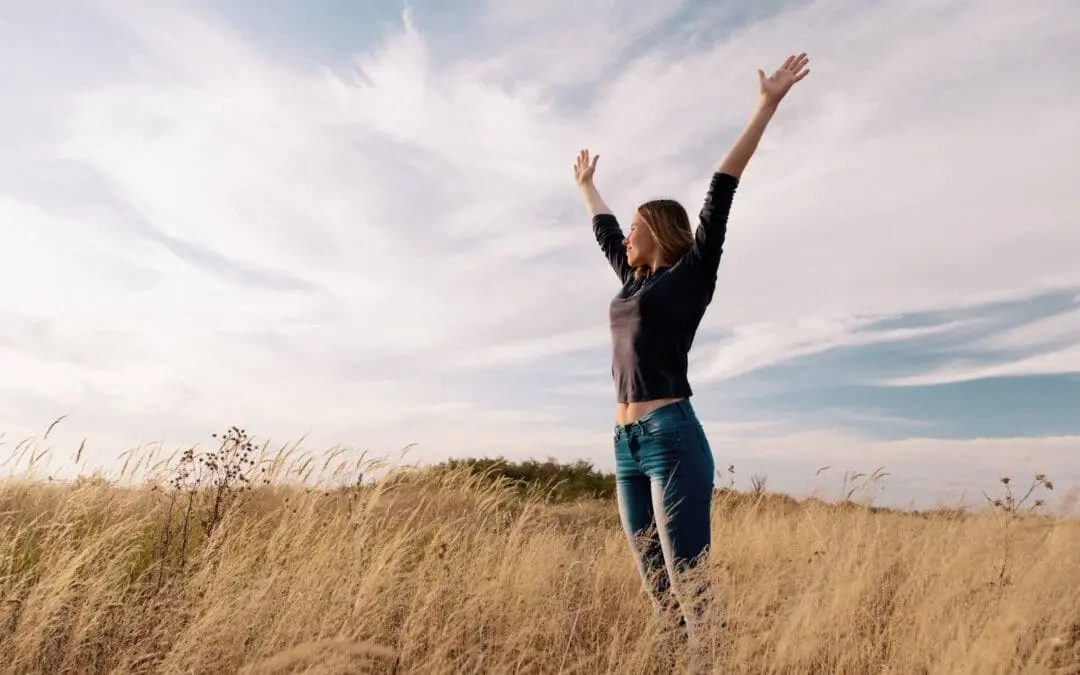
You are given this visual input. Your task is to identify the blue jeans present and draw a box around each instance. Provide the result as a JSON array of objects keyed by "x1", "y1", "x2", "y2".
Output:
[{"x1": 614, "y1": 399, "x2": 716, "y2": 636}]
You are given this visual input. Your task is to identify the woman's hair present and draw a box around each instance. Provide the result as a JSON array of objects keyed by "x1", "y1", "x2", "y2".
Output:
[{"x1": 635, "y1": 199, "x2": 693, "y2": 278}]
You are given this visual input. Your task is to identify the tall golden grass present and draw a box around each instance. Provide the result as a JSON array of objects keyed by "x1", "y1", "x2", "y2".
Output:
[{"x1": 1, "y1": 427, "x2": 1077, "y2": 674}]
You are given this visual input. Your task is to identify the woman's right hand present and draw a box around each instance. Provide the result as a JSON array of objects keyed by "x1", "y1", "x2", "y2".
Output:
[{"x1": 574, "y1": 149, "x2": 599, "y2": 187}]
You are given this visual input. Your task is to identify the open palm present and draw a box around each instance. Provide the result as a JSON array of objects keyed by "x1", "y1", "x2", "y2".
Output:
[
  {"x1": 574, "y1": 149, "x2": 599, "y2": 187},
  {"x1": 759, "y1": 53, "x2": 810, "y2": 106}
]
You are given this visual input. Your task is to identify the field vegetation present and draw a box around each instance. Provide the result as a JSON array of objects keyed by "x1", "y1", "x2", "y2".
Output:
[{"x1": 0, "y1": 425, "x2": 1077, "y2": 673}]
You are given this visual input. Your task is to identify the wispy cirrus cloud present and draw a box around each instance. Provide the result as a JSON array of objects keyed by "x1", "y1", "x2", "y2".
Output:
[
  {"x1": 880, "y1": 294, "x2": 1080, "y2": 387},
  {"x1": 692, "y1": 316, "x2": 968, "y2": 384},
  {"x1": 883, "y1": 347, "x2": 1080, "y2": 388}
]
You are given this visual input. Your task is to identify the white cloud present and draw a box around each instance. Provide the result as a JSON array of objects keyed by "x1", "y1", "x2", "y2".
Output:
[
  {"x1": 879, "y1": 299, "x2": 1080, "y2": 386},
  {"x1": 448, "y1": 327, "x2": 610, "y2": 370},
  {"x1": 980, "y1": 305, "x2": 1080, "y2": 352},
  {"x1": 694, "y1": 317, "x2": 965, "y2": 383},
  {"x1": 471, "y1": 0, "x2": 693, "y2": 91},
  {"x1": 882, "y1": 345, "x2": 1080, "y2": 388},
  {"x1": 2, "y1": 0, "x2": 1079, "y2": 492}
]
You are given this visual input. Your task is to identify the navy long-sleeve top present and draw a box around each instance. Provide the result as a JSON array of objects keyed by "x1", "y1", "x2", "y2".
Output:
[{"x1": 592, "y1": 172, "x2": 739, "y2": 404}]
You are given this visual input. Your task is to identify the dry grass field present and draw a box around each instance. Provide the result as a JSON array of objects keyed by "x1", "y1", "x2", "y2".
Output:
[{"x1": 1, "y1": 427, "x2": 1078, "y2": 674}]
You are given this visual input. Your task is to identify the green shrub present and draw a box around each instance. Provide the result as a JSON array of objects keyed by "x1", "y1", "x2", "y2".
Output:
[{"x1": 429, "y1": 456, "x2": 616, "y2": 501}]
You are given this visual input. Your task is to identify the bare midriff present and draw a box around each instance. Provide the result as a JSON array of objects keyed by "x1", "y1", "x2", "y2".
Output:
[{"x1": 615, "y1": 397, "x2": 685, "y2": 426}]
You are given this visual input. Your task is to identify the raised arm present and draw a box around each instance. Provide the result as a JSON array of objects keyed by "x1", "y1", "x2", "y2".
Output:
[
  {"x1": 683, "y1": 53, "x2": 811, "y2": 276},
  {"x1": 716, "y1": 53, "x2": 810, "y2": 179},
  {"x1": 575, "y1": 149, "x2": 633, "y2": 283}
]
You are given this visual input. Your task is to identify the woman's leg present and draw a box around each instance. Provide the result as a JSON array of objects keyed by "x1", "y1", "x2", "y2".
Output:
[
  {"x1": 614, "y1": 427, "x2": 679, "y2": 622},
  {"x1": 635, "y1": 402, "x2": 717, "y2": 642}
]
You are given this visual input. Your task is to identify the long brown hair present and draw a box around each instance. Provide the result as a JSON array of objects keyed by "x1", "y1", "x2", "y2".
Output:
[{"x1": 634, "y1": 199, "x2": 693, "y2": 278}]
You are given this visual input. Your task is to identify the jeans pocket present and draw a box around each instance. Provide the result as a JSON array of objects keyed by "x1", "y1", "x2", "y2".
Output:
[{"x1": 678, "y1": 420, "x2": 714, "y2": 471}]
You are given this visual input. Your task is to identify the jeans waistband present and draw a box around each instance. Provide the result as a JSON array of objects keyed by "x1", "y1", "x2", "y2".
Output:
[{"x1": 614, "y1": 399, "x2": 696, "y2": 438}]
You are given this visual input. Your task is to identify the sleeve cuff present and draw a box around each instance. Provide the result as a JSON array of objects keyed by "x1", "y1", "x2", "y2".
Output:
[{"x1": 712, "y1": 171, "x2": 740, "y2": 189}]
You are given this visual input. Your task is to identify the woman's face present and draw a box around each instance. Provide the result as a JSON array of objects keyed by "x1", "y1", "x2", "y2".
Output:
[{"x1": 623, "y1": 212, "x2": 659, "y2": 269}]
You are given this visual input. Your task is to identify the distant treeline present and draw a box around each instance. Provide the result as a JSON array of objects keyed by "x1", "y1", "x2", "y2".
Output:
[{"x1": 429, "y1": 456, "x2": 616, "y2": 501}]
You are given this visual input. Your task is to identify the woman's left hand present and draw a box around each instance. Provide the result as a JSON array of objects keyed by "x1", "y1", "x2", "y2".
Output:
[{"x1": 759, "y1": 53, "x2": 811, "y2": 107}]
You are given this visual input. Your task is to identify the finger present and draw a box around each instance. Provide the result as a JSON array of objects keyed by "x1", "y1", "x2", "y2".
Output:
[
  {"x1": 591, "y1": 154, "x2": 599, "y2": 170},
  {"x1": 794, "y1": 68, "x2": 810, "y2": 82},
  {"x1": 781, "y1": 54, "x2": 794, "y2": 71},
  {"x1": 794, "y1": 53, "x2": 810, "y2": 72}
]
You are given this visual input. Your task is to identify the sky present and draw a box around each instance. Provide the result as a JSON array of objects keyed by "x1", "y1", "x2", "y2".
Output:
[{"x1": 2, "y1": 0, "x2": 1079, "y2": 509}]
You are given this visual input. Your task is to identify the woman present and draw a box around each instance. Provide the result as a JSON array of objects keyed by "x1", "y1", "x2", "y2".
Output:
[{"x1": 573, "y1": 53, "x2": 811, "y2": 652}]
